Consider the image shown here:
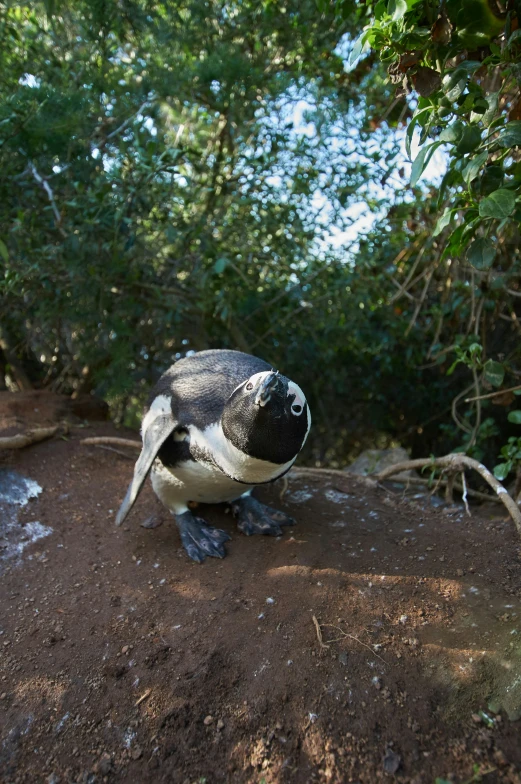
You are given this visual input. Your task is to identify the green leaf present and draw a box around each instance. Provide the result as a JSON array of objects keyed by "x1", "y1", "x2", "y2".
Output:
[
  {"x1": 442, "y1": 72, "x2": 467, "y2": 103},
  {"x1": 466, "y1": 237, "x2": 496, "y2": 270},
  {"x1": 213, "y1": 257, "x2": 228, "y2": 274},
  {"x1": 462, "y1": 151, "x2": 488, "y2": 188},
  {"x1": 433, "y1": 208, "x2": 455, "y2": 236},
  {"x1": 483, "y1": 359, "x2": 504, "y2": 388},
  {"x1": 499, "y1": 121, "x2": 521, "y2": 149},
  {"x1": 406, "y1": 108, "x2": 431, "y2": 159},
  {"x1": 456, "y1": 126, "x2": 482, "y2": 156},
  {"x1": 493, "y1": 462, "x2": 511, "y2": 480},
  {"x1": 482, "y1": 92, "x2": 499, "y2": 128},
  {"x1": 388, "y1": 0, "x2": 408, "y2": 21},
  {"x1": 507, "y1": 29, "x2": 521, "y2": 47},
  {"x1": 479, "y1": 189, "x2": 517, "y2": 219},
  {"x1": 0, "y1": 239, "x2": 8, "y2": 263},
  {"x1": 410, "y1": 142, "x2": 441, "y2": 187},
  {"x1": 508, "y1": 411, "x2": 521, "y2": 424},
  {"x1": 480, "y1": 165, "x2": 503, "y2": 195},
  {"x1": 439, "y1": 121, "x2": 463, "y2": 144},
  {"x1": 349, "y1": 31, "x2": 370, "y2": 65}
]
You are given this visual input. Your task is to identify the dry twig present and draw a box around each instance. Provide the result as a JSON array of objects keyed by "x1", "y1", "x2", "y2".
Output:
[
  {"x1": 321, "y1": 624, "x2": 386, "y2": 663},
  {"x1": 135, "y1": 688, "x2": 152, "y2": 707}
]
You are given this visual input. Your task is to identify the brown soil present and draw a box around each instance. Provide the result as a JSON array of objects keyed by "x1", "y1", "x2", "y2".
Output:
[{"x1": 1, "y1": 393, "x2": 521, "y2": 784}]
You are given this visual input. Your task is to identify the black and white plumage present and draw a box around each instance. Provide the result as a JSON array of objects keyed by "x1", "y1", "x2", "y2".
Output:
[{"x1": 116, "y1": 349, "x2": 311, "y2": 562}]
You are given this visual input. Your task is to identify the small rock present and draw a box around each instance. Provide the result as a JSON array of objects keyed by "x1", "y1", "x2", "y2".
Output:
[
  {"x1": 217, "y1": 719, "x2": 225, "y2": 730},
  {"x1": 141, "y1": 516, "x2": 163, "y2": 529},
  {"x1": 131, "y1": 746, "x2": 143, "y2": 760},
  {"x1": 383, "y1": 748, "x2": 401, "y2": 775},
  {"x1": 456, "y1": 568, "x2": 464, "y2": 577},
  {"x1": 0, "y1": 693, "x2": 6, "y2": 700},
  {"x1": 121, "y1": 645, "x2": 129, "y2": 654},
  {"x1": 95, "y1": 753, "x2": 113, "y2": 775},
  {"x1": 399, "y1": 615, "x2": 408, "y2": 624},
  {"x1": 203, "y1": 715, "x2": 214, "y2": 725},
  {"x1": 471, "y1": 713, "x2": 482, "y2": 723}
]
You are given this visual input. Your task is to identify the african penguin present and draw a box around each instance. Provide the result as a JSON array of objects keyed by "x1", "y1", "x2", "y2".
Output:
[{"x1": 116, "y1": 349, "x2": 311, "y2": 562}]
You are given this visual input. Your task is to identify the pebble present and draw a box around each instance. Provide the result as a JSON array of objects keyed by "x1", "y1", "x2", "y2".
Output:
[
  {"x1": 383, "y1": 748, "x2": 401, "y2": 774},
  {"x1": 203, "y1": 715, "x2": 214, "y2": 725},
  {"x1": 131, "y1": 746, "x2": 143, "y2": 760},
  {"x1": 217, "y1": 719, "x2": 225, "y2": 730}
]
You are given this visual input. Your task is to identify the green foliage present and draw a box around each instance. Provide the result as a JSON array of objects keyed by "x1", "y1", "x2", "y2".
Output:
[
  {"x1": 0, "y1": 0, "x2": 520, "y2": 472},
  {"x1": 356, "y1": 0, "x2": 521, "y2": 270},
  {"x1": 494, "y1": 436, "x2": 521, "y2": 480}
]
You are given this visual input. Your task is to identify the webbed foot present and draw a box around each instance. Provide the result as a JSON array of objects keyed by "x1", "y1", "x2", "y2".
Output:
[
  {"x1": 231, "y1": 494, "x2": 296, "y2": 536},
  {"x1": 175, "y1": 511, "x2": 231, "y2": 563}
]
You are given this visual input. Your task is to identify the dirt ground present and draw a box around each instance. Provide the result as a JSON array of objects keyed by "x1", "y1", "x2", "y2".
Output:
[{"x1": 1, "y1": 393, "x2": 521, "y2": 784}]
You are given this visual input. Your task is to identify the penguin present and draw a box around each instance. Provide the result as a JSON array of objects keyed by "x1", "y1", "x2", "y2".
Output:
[{"x1": 116, "y1": 349, "x2": 311, "y2": 562}]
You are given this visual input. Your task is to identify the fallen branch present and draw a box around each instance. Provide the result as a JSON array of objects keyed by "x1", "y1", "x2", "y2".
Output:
[
  {"x1": 81, "y1": 437, "x2": 141, "y2": 449},
  {"x1": 0, "y1": 425, "x2": 59, "y2": 450},
  {"x1": 375, "y1": 454, "x2": 521, "y2": 537}
]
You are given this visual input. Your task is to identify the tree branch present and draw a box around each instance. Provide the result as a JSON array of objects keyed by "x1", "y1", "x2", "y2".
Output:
[
  {"x1": 27, "y1": 162, "x2": 67, "y2": 237},
  {"x1": 374, "y1": 454, "x2": 521, "y2": 536},
  {"x1": 81, "y1": 437, "x2": 141, "y2": 449},
  {"x1": 0, "y1": 426, "x2": 59, "y2": 450}
]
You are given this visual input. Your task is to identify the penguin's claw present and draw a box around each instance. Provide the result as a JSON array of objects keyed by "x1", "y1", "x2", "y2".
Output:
[
  {"x1": 231, "y1": 495, "x2": 296, "y2": 537},
  {"x1": 175, "y1": 511, "x2": 231, "y2": 563}
]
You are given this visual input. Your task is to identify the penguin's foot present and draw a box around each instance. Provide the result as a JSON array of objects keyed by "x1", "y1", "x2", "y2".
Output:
[
  {"x1": 231, "y1": 495, "x2": 296, "y2": 536},
  {"x1": 175, "y1": 511, "x2": 231, "y2": 563}
]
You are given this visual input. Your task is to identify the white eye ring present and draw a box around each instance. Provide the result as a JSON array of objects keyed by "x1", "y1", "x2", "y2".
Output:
[{"x1": 291, "y1": 403, "x2": 303, "y2": 415}]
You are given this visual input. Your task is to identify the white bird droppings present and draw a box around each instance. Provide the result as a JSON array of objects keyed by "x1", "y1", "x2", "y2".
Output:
[{"x1": 0, "y1": 469, "x2": 51, "y2": 571}]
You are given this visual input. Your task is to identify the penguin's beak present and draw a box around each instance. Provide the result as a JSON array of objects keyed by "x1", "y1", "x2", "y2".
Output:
[{"x1": 254, "y1": 372, "x2": 281, "y2": 408}]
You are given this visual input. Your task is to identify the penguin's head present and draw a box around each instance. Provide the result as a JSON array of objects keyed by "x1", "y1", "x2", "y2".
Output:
[{"x1": 221, "y1": 370, "x2": 311, "y2": 465}]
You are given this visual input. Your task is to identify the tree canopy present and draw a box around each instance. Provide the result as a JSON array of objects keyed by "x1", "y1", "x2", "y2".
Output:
[{"x1": 1, "y1": 0, "x2": 520, "y2": 478}]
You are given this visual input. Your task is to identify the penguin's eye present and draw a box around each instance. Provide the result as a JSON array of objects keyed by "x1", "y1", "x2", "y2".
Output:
[
  {"x1": 246, "y1": 382, "x2": 253, "y2": 391},
  {"x1": 291, "y1": 404, "x2": 302, "y2": 415}
]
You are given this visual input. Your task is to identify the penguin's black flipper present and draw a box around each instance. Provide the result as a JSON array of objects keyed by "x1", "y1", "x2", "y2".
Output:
[{"x1": 116, "y1": 408, "x2": 176, "y2": 526}]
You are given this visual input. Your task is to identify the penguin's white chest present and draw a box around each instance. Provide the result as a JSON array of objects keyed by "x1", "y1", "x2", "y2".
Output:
[{"x1": 151, "y1": 460, "x2": 252, "y2": 514}]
